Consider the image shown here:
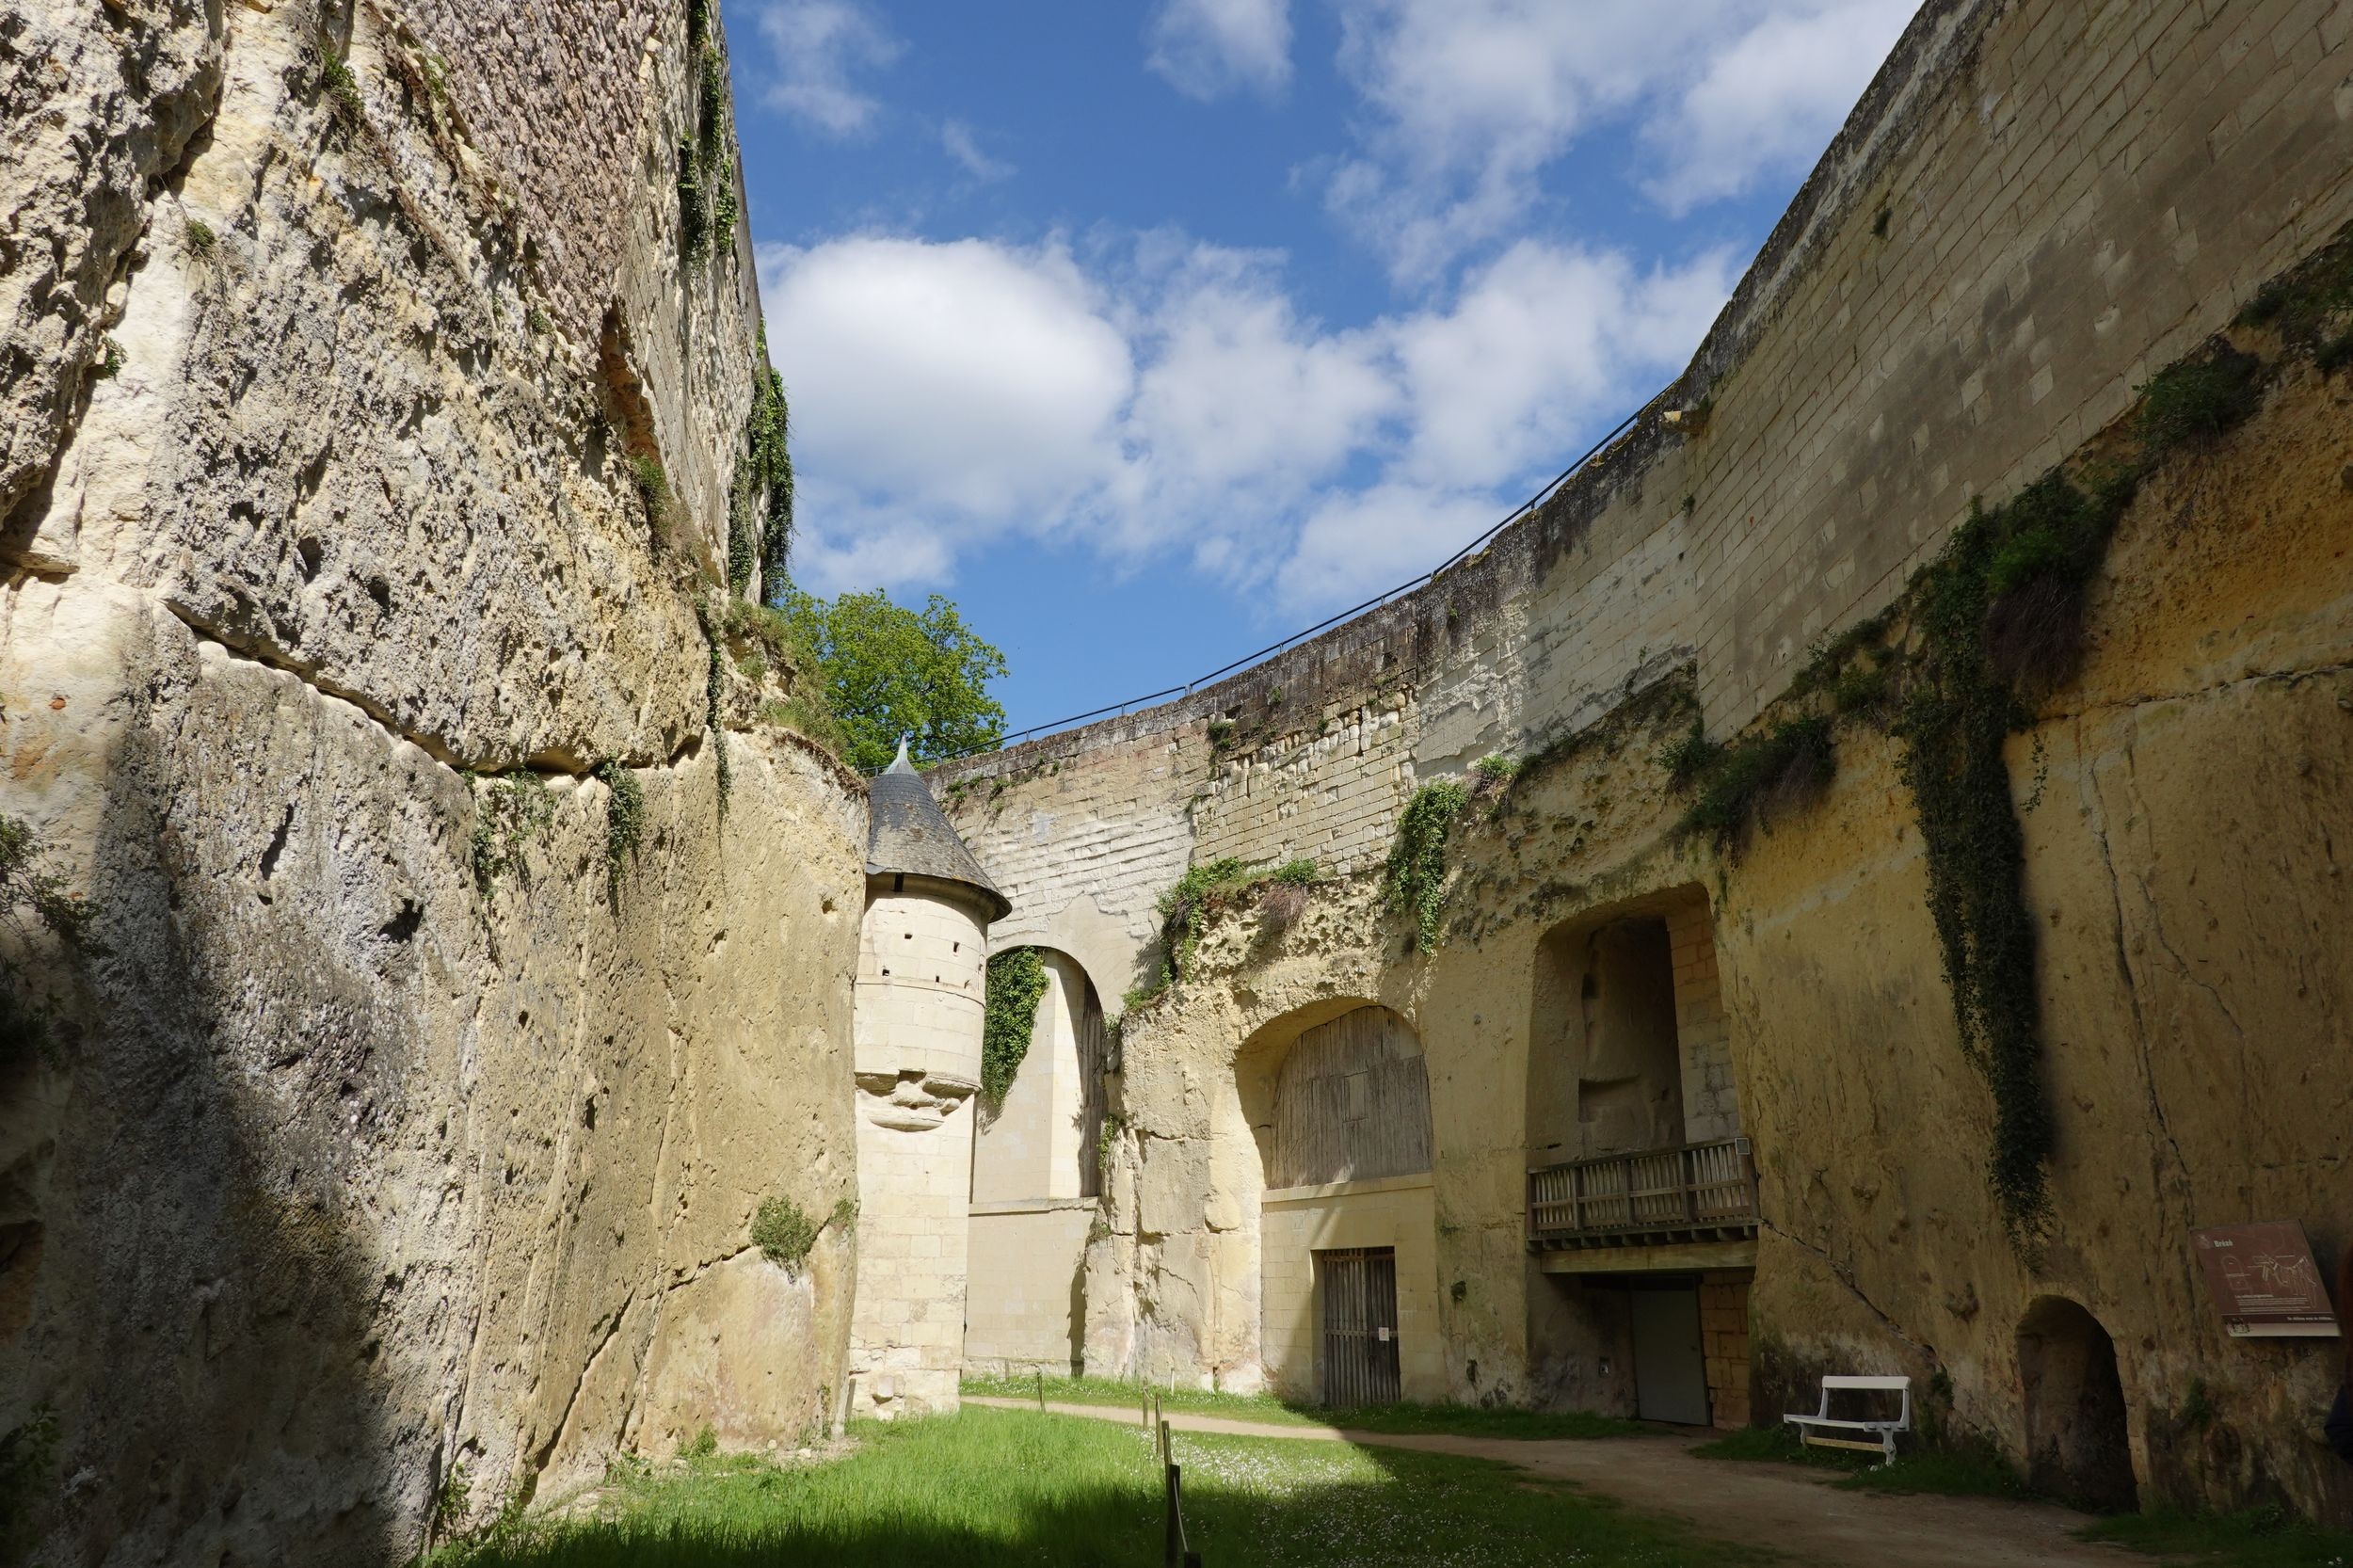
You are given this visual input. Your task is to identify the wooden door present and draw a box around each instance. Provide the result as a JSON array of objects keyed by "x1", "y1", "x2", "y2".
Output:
[
  {"x1": 1629, "y1": 1283, "x2": 1708, "y2": 1424},
  {"x1": 1319, "y1": 1247, "x2": 1401, "y2": 1406}
]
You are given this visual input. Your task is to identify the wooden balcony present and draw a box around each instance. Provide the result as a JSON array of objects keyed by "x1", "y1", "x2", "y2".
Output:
[{"x1": 1527, "y1": 1137, "x2": 1759, "y2": 1256}]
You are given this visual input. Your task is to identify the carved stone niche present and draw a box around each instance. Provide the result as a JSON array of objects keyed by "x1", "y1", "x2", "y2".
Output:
[{"x1": 856, "y1": 1069, "x2": 979, "y2": 1131}]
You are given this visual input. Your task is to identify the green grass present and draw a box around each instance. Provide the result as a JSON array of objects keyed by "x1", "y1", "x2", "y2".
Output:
[
  {"x1": 438, "y1": 1405, "x2": 1769, "y2": 1567},
  {"x1": 2081, "y1": 1506, "x2": 2353, "y2": 1567},
  {"x1": 960, "y1": 1372, "x2": 1644, "y2": 1440},
  {"x1": 1690, "y1": 1425, "x2": 2033, "y2": 1499}
]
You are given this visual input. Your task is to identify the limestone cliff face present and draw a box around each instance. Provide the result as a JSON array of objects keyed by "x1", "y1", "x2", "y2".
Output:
[{"x1": 0, "y1": 3, "x2": 856, "y2": 1563}]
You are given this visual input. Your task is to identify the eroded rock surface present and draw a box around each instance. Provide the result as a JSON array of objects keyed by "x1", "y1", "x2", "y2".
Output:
[{"x1": 1, "y1": 3, "x2": 852, "y2": 1562}]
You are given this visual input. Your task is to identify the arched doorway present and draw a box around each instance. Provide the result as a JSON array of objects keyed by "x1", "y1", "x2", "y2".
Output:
[
  {"x1": 1236, "y1": 1002, "x2": 1437, "y2": 1406},
  {"x1": 2018, "y1": 1297, "x2": 2137, "y2": 1512},
  {"x1": 1523, "y1": 886, "x2": 1749, "y2": 1427},
  {"x1": 964, "y1": 948, "x2": 1109, "y2": 1377}
]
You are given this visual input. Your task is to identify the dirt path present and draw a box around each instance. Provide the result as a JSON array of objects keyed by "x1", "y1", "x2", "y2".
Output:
[{"x1": 966, "y1": 1398, "x2": 2152, "y2": 1568}]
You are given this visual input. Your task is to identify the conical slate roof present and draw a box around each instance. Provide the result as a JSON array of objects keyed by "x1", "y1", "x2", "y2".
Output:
[{"x1": 865, "y1": 740, "x2": 1011, "y2": 920}]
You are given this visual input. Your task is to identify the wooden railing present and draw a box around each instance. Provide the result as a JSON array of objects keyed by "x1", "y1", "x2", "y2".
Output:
[{"x1": 1527, "y1": 1137, "x2": 1758, "y2": 1249}]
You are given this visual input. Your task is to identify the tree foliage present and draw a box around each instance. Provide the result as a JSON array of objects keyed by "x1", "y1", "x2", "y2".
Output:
[{"x1": 776, "y1": 588, "x2": 1007, "y2": 775}]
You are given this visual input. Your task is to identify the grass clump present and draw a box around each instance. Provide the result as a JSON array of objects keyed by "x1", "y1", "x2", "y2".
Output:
[
  {"x1": 626, "y1": 453, "x2": 668, "y2": 521},
  {"x1": 1470, "y1": 752, "x2": 1521, "y2": 799},
  {"x1": 1142, "y1": 856, "x2": 1321, "y2": 1000},
  {"x1": 319, "y1": 52, "x2": 363, "y2": 120},
  {"x1": 759, "y1": 696, "x2": 847, "y2": 759},
  {"x1": 470, "y1": 774, "x2": 554, "y2": 894},
  {"x1": 2134, "y1": 347, "x2": 2262, "y2": 454},
  {"x1": 185, "y1": 218, "x2": 216, "y2": 260},
  {"x1": 1384, "y1": 779, "x2": 1468, "y2": 952},
  {"x1": 981, "y1": 946, "x2": 1048, "y2": 1104},
  {"x1": 2080, "y1": 1503, "x2": 2353, "y2": 1567},
  {"x1": 1673, "y1": 716, "x2": 1832, "y2": 845},
  {"x1": 597, "y1": 761, "x2": 645, "y2": 899},
  {"x1": 430, "y1": 1405, "x2": 1756, "y2": 1568},
  {"x1": 750, "y1": 1196, "x2": 819, "y2": 1270},
  {"x1": 1657, "y1": 720, "x2": 1721, "y2": 787}
]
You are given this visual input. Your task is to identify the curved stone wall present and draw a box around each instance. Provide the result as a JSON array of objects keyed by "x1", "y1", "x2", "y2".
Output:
[{"x1": 937, "y1": 0, "x2": 2353, "y2": 1520}]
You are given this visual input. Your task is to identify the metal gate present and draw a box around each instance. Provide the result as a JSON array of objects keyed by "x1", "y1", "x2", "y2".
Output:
[{"x1": 1318, "y1": 1247, "x2": 1401, "y2": 1406}]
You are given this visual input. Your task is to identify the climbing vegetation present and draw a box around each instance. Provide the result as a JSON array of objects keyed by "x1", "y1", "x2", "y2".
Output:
[
  {"x1": 678, "y1": 6, "x2": 738, "y2": 267},
  {"x1": 1892, "y1": 469, "x2": 2136, "y2": 1240},
  {"x1": 745, "y1": 352, "x2": 795, "y2": 591},
  {"x1": 1673, "y1": 716, "x2": 1833, "y2": 846},
  {"x1": 982, "y1": 946, "x2": 1049, "y2": 1105},
  {"x1": 598, "y1": 760, "x2": 646, "y2": 899},
  {"x1": 706, "y1": 639, "x2": 731, "y2": 814},
  {"x1": 469, "y1": 774, "x2": 553, "y2": 893},
  {"x1": 1384, "y1": 780, "x2": 1469, "y2": 952}
]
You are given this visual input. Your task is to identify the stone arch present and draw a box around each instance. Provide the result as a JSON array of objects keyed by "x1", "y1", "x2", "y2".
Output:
[
  {"x1": 961, "y1": 947, "x2": 1108, "y2": 1381},
  {"x1": 1227, "y1": 1000, "x2": 1441, "y2": 1403},
  {"x1": 2018, "y1": 1296, "x2": 2137, "y2": 1512},
  {"x1": 972, "y1": 947, "x2": 1108, "y2": 1204}
]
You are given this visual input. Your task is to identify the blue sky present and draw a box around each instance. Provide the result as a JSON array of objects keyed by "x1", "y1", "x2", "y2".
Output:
[{"x1": 723, "y1": 0, "x2": 1921, "y2": 737}]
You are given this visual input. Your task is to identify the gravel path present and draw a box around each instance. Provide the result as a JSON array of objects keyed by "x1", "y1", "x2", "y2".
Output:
[{"x1": 966, "y1": 1397, "x2": 2153, "y2": 1568}]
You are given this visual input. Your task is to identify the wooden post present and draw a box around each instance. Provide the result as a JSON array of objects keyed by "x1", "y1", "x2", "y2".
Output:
[
  {"x1": 1035, "y1": 1369, "x2": 1046, "y2": 1411},
  {"x1": 1163, "y1": 1462, "x2": 1181, "y2": 1567}
]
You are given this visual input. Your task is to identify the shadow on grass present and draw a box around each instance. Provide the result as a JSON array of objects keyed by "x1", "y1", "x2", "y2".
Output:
[
  {"x1": 2077, "y1": 1505, "x2": 2353, "y2": 1568},
  {"x1": 441, "y1": 1407, "x2": 1771, "y2": 1568},
  {"x1": 1689, "y1": 1425, "x2": 2035, "y2": 1500},
  {"x1": 961, "y1": 1371, "x2": 1645, "y2": 1441}
]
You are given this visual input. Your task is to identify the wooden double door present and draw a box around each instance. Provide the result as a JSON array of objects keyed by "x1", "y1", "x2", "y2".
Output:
[{"x1": 1318, "y1": 1247, "x2": 1401, "y2": 1406}]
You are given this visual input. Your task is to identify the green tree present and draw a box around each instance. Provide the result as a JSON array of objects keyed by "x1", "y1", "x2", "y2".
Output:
[{"x1": 777, "y1": 588, "x2": 1007, "y2": 774}]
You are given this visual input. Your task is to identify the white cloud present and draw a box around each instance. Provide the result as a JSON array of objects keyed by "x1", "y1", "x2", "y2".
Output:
[
  {"x1": 1148, "y1": 0, "x2": 1293, "y2": 101},
  {"x1": 1392, "y1": 241, "x2": 1736, "y2": 485},
  {"x1": 1277, "y1": 483, "x2": 1499, "y2": 610},
  {"x1": 751, "y1": 0, "x2": 903, "y2": 137},
  {"x1": 1644, "y1": 0, "x2": 1917, "y2": 214},
  {"x1": 760, "y1": 230, "x2": 1730, "y2": 611},
  {"x1": 1322, "y1": 0, "x2": 1919, "y2": 284},
  {"x1": 940, "y1": 120, "x2": 1015, "y2": 182},
  {"x1": 758, "y1": 237, "x2": 1132, "y2": 528}
]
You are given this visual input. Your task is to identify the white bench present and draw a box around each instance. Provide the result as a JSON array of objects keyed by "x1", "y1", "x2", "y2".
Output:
[{"x1": 1784, "y1": 1375, "x2": 1911, "y2": 1465}]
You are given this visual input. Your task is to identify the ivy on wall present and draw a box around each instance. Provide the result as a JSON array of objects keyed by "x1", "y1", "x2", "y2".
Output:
[
  {"x1": 598, "y1": 760, "x2": 645, "y2": 903},
  {"x1": 678, "y1": 0, "x2": 739, "y2": 267},
  {"x1": 1727, "y1": 324, "x2": 2280, "y2": 1239},
  {"x1": 1384, "y1": 780, "x2": 1468, "y2": 952},
  {"x1": 744, "y1": 348, "x2": 795, "y2": 593},
  {"x1": 982, "y1": 946, "x2": 1048, "y2": 1105}
]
